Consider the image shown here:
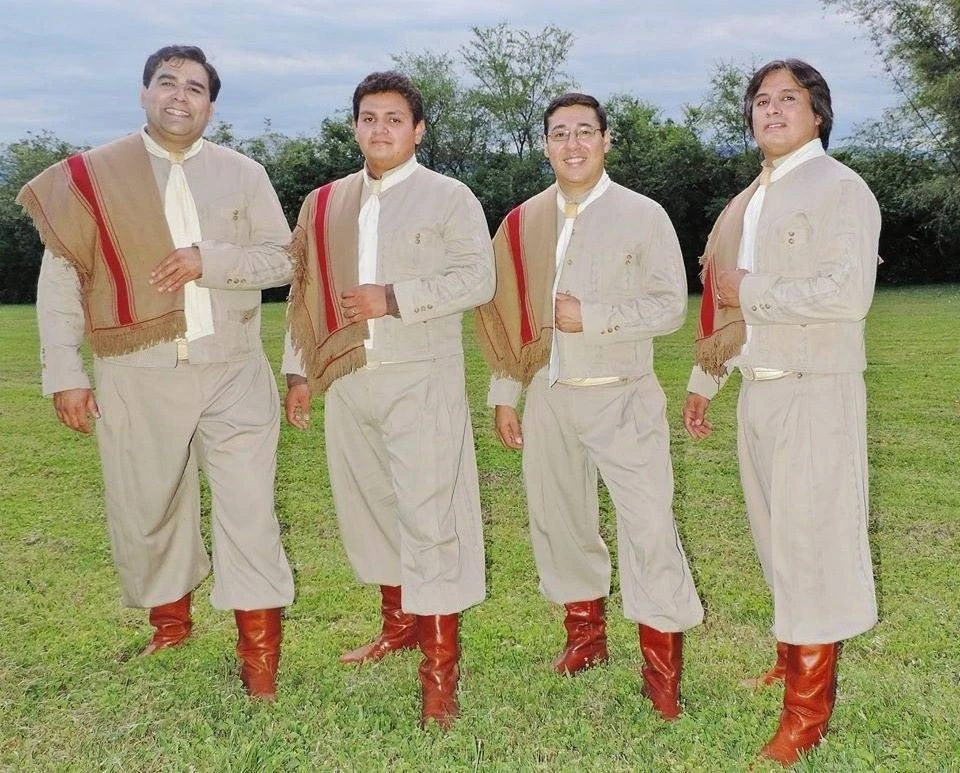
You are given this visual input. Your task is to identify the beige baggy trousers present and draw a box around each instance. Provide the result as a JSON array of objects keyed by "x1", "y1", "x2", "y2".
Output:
[
  {"x1": 323, "y1": 354, "x2": 485, "y2": 615},
  {"x1": 94, "y1": 354, "x2": 295, "y2": 611},
  {"x1": 521, "y1": 370, "x2": 703, "y2": 631},
  {"x1": 737, "y1": 372, "x2": 877, "y2": 644}
]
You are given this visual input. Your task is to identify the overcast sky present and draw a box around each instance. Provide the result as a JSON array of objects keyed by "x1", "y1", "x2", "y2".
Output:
[{"x1": 2, "y1": 0, "x2": 898, "y2": 148}]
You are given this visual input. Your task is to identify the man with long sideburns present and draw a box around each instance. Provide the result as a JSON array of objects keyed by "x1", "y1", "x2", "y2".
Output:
[
  {"x1": 283, "y1": 71, "x2": 493, "y2": 729},
  {"x1": 683, "y1": 59, "x2": 880, "y2": 765},
  {"x1": 19, "y1": 45, "x2": 295, "y2": 699},
  {"x1": 476, "y1": 93, "x2": 703, "y2": 720}
]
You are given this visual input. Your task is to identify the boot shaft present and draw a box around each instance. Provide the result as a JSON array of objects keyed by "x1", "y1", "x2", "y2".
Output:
[{"x1": 760, "y1": 642, "x2": 842, "y2": 765}]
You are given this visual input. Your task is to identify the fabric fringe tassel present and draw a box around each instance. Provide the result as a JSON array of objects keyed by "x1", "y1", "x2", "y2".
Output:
[
  {"x1": 286, "y1": 262, "x2": 365, "y2": 396},
  {"x1": 16, "y1": 186, "x2": 92, "y2": 287},
  {"x1": 694, "y1": 321, "x2": 745, "y2": 378},
  {"x1": 91, "y1": 313, "x2": 186, "y2": 357},
  {"x1": 474, "y1": 308, "x2": 551, "y2": 387}
]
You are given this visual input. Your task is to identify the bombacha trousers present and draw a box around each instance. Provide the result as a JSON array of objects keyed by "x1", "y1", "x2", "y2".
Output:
[{"x1": 94, "y1": 354, "x2": 295, "y2": 611}]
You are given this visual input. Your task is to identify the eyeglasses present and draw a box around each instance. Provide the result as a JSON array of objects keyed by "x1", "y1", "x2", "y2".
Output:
[{"x1": 546, "y1": 126, "x2": 604, "y2": 144}]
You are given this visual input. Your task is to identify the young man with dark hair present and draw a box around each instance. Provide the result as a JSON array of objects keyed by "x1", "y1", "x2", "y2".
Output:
[
  {"x1": 20, "y1": 44, "x2": 295, "y2": 699},
  {"x1": 283, "y1": 70, "x2": 494, "y2": 729},
  {"x1": 683, "y1": 59, "x2": 880, "y2": 765},
  {"x1": 476, "y1": 91, "x2": 703, "y2": 720}
]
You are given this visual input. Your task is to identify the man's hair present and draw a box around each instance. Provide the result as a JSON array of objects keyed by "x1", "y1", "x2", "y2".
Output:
[
  {"x1": 743, "y1": 58, "x2": 833, "y2": 148},
  {"x1": 352, "y1": 71, "x2": 425, "y2": 125},
  {"x1": 142, "y1": 45, "x2": 221, "y2": 103},
  {"x1": 543, "y1": 93, "x2": 608, "y2": 135}
]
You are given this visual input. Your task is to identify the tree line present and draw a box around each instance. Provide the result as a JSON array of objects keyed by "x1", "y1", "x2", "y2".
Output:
[{"x1": 2, "y1": 12, "x2": 958, "y2": 304}]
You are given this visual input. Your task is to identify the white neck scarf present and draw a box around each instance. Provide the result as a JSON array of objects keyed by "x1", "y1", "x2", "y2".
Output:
[
  {"x1": 141, "y1": 128, "x2": 214, "y2": 342},
  {"x1": 548, "y1": 171, "x2": 612, "y2": 384},
  {"x1": 357, "y1": 154, "x2": 419, "y2": 349}
]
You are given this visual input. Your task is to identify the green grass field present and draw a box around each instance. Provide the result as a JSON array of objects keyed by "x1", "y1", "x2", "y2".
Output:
[{"x1": 1, "y1": 287, "x2": 958, "y2": 771}]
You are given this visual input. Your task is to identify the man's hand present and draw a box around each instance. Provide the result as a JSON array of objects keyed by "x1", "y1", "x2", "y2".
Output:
[
  {"x1": 285, "y1": 376, "x2": 311, "y2": 430},
  {"x1": 341, "y1": 284, "x2": 387, "y2": 322},
  {"x1": 53, "y1": 388, "x2": 100, "y2": 434},
  {"x1": 150, "y1": 247, "x2": 203, "y2": 293},
  {"x1": 555, "y1": 292, "x2": 583, "y2": 333},
  {"x1": 716, "y1": 269, "x2": 748, "y2": 308},
  {"x1": 494, "y1": 405, "x2": 523, "y2": 450},
  {"x1": 682, "y1": 393, "x2": 713, "y2": 440}
]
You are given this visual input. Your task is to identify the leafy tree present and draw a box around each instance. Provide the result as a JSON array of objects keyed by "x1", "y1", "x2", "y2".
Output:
[
  {"x1": 837, "y1": 146, "x2": 960, "y2": 283},
  {"x1": 684, "y1": 61, "x2": 753, "y2": 155},
  {"x1": 461, "y1": 23, "x2": 576, "y2": 159},
  {"x1": 0, "y1": 132, "x2": 83, "y2": 303},
  {"x1": 824, "y1": 0, "x2": 960, "y2": 165},
  {"x1": 824, "y1": 0, "x2": 960, "y2": 282},
  {"x1": 604, "y1": 96, "x2": 722, "y2": 281},
  {"x1": 464, "y1": 151, "x2": 551, "y2": 233},
  {"x1": 393, "y1": 50, "x2": 490, "y2": 177}
]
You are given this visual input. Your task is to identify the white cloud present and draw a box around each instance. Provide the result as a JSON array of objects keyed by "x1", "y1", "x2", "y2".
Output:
[{"x1": 0, "y1": 0, "x2": 900, "y2": 144}]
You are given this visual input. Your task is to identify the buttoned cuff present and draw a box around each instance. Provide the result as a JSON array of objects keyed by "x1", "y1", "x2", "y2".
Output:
[
  {"x1": 392, "y1": 279, "x2": 438, "y2": 324},
  {"x1": 580, "y1": 302, "x2": 622, "y2": 342},
  {"x1": 194, "y1": 241, "x2": 251, "y2": 290},
  {"x1": 739, "y1": 273, "x2": 779, "y2": 324}
]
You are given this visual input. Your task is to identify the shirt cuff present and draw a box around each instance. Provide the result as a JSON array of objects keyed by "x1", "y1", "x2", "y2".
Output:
[
  {"x1": 487, "y1": 376, "x2": 523, "y2": 408},
  {"x1": 281, "y1": 330, "x2": 306, "y2": 377},
  {"x1": 686, "y1": 364, "x2": 727, "y2": 400}
]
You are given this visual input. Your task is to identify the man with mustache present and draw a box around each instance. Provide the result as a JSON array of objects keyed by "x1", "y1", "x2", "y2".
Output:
[{"x1": 683, "y1": 59, "x2": 880, "y2": 765}]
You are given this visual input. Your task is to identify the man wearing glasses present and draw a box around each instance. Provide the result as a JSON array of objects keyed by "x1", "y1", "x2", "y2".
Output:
[{"x1": 476, "y1": 92, "x2": 703, "y2": 719}]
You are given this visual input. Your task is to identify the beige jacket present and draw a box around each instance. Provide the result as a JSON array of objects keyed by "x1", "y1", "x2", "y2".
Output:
[
  {"x1": 282, "y1": 165, "x2": 495, "y2": 374},
  {"x1": 688, "y1": 154, "x2": 881, "y2": 398},
  {"x1": 37, "y1": 139, "x2": 293, "y2": 395},
  {"x1": 489, "y1": 181, "x2": 687, "y2": 408}
]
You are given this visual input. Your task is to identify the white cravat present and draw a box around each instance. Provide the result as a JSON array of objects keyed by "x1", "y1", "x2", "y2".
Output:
[
  {"x1": 357, "y1": 154, "x2": 419, "y2": 349},
  {"x1": 141, "y1": 128, "x2": 214, "y2": 342},
  {"x1": 548, "y1": 171, "x2": 612, "y2": 385}
]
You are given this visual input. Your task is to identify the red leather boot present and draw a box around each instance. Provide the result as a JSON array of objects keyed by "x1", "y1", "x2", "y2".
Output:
[
  {"x1": 139, "y1": 592, "x2": 192, "y2": 656},
  {"x1": 760, "y1": 643, "x2": 841, "y2": 766},
  {"x1": 741, "y1": 640, "x2": 788, "y2": 689},
  {"x1": 340, "y1": 585, "x2": 418, "y2": 664},
  {"x1": 234, "y1": 608, "x2": 282, "y2": 701},
  {"x1": 552, "y1": 599, "x2": 609, "y2": 675},
  {"x1": 418, "y1": 614, "x2": 460, "y2": 729},
  {"x1": 639, "y1": 624, "x2": 684, "y2": 720}
]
